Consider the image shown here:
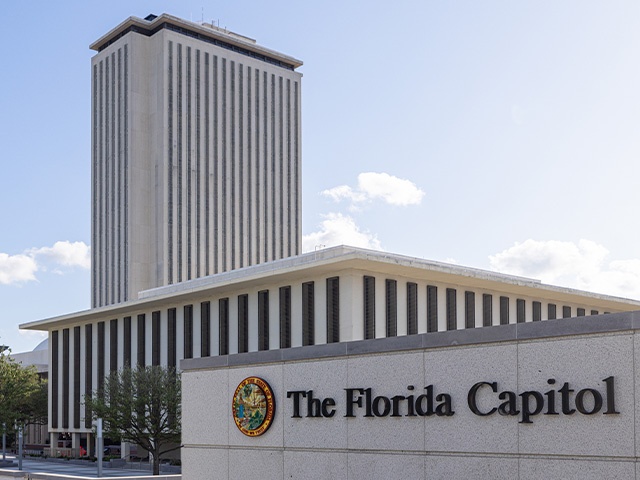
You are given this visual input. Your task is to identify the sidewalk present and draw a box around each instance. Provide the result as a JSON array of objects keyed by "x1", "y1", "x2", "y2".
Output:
[{"x1": 0, "y1": 455, "x2": 181, "y2": 479}]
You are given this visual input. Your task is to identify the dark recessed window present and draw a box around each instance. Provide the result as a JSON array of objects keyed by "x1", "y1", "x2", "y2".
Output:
[
  {"x1": 577, "y1": 308, "x2": 585, "y2": 317},
  {"x1": 500, "y1": 297, "x2": 509, "y2": 325},
  {"x1": 591, "y1": 310, "x2": 599, "y2": 316},
  {"x1": 483, "y1": 294, "x2": 492, "y2": 327},
  {"x1": 517, "y1": 299, "x2": 525, "y2": 324},
  {"x1": 123, "y1": 317, "x2": 131, "y2": 366},
  {"x1": 548, "y1": 304, "x2": 557, "y2": 320},
  {"x1": 184, "y1": 305, "x2": 193, "y2": 359},
  {"x1": 280, "y1": 287, "x2": 291, "y2": 349},
  {"x1": 326, "y1": 277, "x2": 340, "y2": 343},
  {"x1": 110, "y1": 319, "x2": 118, "y2": 373},
  {"x1": 427, "y1": 285, "x2": 438, "y2": 333},
  {"x1": 446, "y1": 288, "x2": 457, "y2": 331},
  {"x1": 385, "y1": 279, "x2": 397, "y2": 337},
  {"x1": 219, "y1": 298, "x2": 229, "y2": 355},
  {"x1": 51, "y1": 330, "x2": 59, "y2": 429},
  {"x1": 168, "y1": 308, "x2": 177, "y2": 367},
  {"x1": 238, "y1": 294, "x2": 249, "y2": 353},
  {"x1": 407, "y1": 282, "x2": 418, "y2": 335},
  {"x1": 151, "y1": 312, "x2": 160, "y2": 366},
  {"x1": 465, "y1": 291, "x2": 475, "y2": 329},
  {"x1": 302, "y1": 283, "x2": 314, "y2": 346},
  {"x1": 137, "y1": 314, "x2": 146, "y2": 367},
  {"x1": 563, "y1": 306, "x2": 571, "y2": 318},
  {"x1": 532, "y1": 301, "x2": 541, "y2": 322},
  {"x1": 258, "y1": 290, "x2": 269, "y2": 350},
  {"x1": 201, "y1": 302, "x2": 211, "y2": 357},
  {"x1": 364, "y1": 276, "x2": 376, "y2": 339}
]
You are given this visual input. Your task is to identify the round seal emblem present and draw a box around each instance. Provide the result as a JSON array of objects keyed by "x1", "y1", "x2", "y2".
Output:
[{"x1": 232, "y1": 377, "x2": 276, "y2": 437}]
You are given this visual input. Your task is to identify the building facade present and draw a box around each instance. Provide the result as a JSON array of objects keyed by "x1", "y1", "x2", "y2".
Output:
[
  {"x1": 20, "y1": 247, "x2": 640, "y2": 455},
  {"x1": 90, "y1": 14, "x2": 303, "y2": 307}
]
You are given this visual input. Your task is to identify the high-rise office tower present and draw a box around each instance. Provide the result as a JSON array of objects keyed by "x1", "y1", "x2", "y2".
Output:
[{"x1": 90, "y1": 14, "x2": 303, "y2": 307}]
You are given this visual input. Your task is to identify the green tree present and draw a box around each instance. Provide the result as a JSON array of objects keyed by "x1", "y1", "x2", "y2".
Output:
[
  {"x1": 0, "y1": 350, "x2": 42, "y2": 436},
  {"x1": 84, "y1": 365, "x2": 181, "y2": 475}
]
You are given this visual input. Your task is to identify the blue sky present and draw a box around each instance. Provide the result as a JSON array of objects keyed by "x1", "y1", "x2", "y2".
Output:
[{"x1": 2, "y1": 1, "x2": 640, "y2": 352}]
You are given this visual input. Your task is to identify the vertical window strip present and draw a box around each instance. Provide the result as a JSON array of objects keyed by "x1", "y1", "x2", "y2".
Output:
[
  {"x1": 123, "y1": 316, "x2": 131, "y2": 366},
  {"x1": 99, "y1": 61, "x2": 104, "y2": 306},
  {"x1": 124, "y1": 43, "x2": 129, "y2": 301},
  {"x1": 302, "y1": 283, "x2": 314, "y2": 346},
  {"x1": 152, "y1": 311, "x2": 160, "y2": 366},
  {"x1": 286, "y1": 78, "x2": 291, "y2": 257},
  {"x1": 255, "y1": 68, "x2": 261, "y2": 263},
  {"x1": 533, "y1": 301, "x2": 542, "y2": 322},
  {"x1": 196, "y1": 49, "x2": 201, "y2": 278},
  {"x1": 51, "y1": 330, "x2": 59, "y2": 429},
  {"x1": 221, "y1": 58, "x2": 227, "y2": 272},
  {"x1": 500, "y1": 297, "x2": 509, "y2": 325},
  {"x1": 279, "y1": 76, "x2": 284, "y2": 259},
  {"x1": 446, "y1": 288, "x2": 457, "y2": 331},
  {"x1": 548, "y1": 304, "x2": 557, "y2": 320},
  {"x1": 73, "y1": 326, "x2": 81, "y2": 429},
  {"x1": 238, "y1": 294, "x2": 249, "y2": 353},
  {"x1": 465, "y1": 291, "x2": 475, "y2": 329},
  {"x1": 104, "y1": 57, "x2": 110, "y2": 305},
  {"x1": 563, "y1": 306, "x2": 571, "y2": 318},
  {"x1": 117, "y1": 48, "x2": 122, "y2": 304},
  {"x1": 184, "y1": 305, "x2": 193, "y2": 359},
  {"x1": 92, "y1": 64, "x2": 98, "y2": 307},
  {"x1": 204, "y1": 52, "x2": 210, "y2": 275},
  {"x1": 239, "y1": 64, "x2": 244, "y2": 268},
  {"x1": 167, "y1": 41, "x2": 174, "y2": 284},
  {"x1": 363, "y1": 276, "x2": 376, "y2": 340},
  {"x1": 279, "y1": 287, "x2": 291, "y2": 348},
  {"x1": 427, "y1": 285, "x2": 438, "y2": 333},
  {"x1": 168, "y1": 308, "x2": 177, "y2": 367},
  {"x1": 186, "y1": 46, "x2": 192, "y2": 280},
  {"x1": 263, "y1": 71, "x2": 268, "y2": 262},
  {"x1": 294, "y1": 81, "x2": 300, "y2": 254},
  {"x1": 213, "y1": 55, "x2": 219, "y2": 274},
  {"x1": 110, "y1": 52, "x2": 116, "y2": 305},
  {"x1": 231, "y1": 61, "x2": 236, "y2": 271},
  {"x1": 97, "y1": 321, "x2": 105, "y2": 394},
  {"x1": 407, "y1": 282, "x2": 418, "y2": 335},
  {"x1": 271, "y1": 74, "x2": 276, "y2": 262},
  {"x1": 517, "y1": 299, "x2": 526, "y2": 323},
  {"x1": 84, "y1": 324, "x2": 92, "y2": 428},
  {"x1": 258, "y1": 290, "x2": 271, "y2": 351},
  {"x1": 247, "y1": 66, "x2": 252, "y2": 265},
  {"x1": 385, "y1": 279, "x2": 397, "y2": 337},
  {"x1": 482, "y1": 294, "x2": 493, "y2": 327},
  {"x1": 137, "y1": 314, "x2": 146, "y2": 367},
  {"x1": 177, "y1": 44, "x2": 183, "y2": 283},
  {"x1": 219, "y1": 298, "x2": 229, "y2": 355},
  {"x1": 326, "y1": 277, "x2": 340, "y2": 343},
  {"x1": 62, "y1": 328, "x2": 70, "y2": 429},
  {"x1": 201, "y1": 301, "x2": 211, "y2": 357},
  {"x1": 110, "y1": 319, "x2": 118, "y2": 373}
]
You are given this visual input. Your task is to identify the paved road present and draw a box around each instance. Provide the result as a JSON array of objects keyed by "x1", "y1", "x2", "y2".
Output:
[{"x1": 0, "y1": 455, "x2": 175, "y2": 478}]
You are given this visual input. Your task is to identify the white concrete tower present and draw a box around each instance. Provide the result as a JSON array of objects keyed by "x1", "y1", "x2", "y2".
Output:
[{"x1": 90, "y1": 14, "x2": 303, "y2": 307}]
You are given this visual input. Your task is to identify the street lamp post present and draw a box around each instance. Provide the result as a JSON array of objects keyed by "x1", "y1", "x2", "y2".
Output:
[{"x1": 97, "y1": 418, "x2": 103, "y2": 478}]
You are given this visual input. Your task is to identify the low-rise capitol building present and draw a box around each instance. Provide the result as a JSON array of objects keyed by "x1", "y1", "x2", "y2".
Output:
[{"x1": 19, "y1": 12, "x2": 640, "y2": 480}]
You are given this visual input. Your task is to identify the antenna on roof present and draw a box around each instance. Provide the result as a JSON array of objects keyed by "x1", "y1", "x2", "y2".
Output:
[{"x1": 201, "y1": 7, "x2": 204, "y2": 23}]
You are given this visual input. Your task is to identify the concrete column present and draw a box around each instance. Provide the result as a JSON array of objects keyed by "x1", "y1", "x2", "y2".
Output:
[
  {"x1": 50, "y1": 432, "x2": 58, "y2": 455},
  {"x1": 72, "y1": 432, "x2": 81, "y2": 456},
  {"x1": 86, "y1": 433, "x2": 93, "y2": 457},
  {"x1": 121, "y1": 441, "x2": 130, "y2": 460}
]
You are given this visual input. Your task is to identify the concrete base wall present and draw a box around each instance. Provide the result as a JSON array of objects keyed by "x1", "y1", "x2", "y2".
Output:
[{"x1": 182, "y1": 313, "x2": 640, "y2": 479}]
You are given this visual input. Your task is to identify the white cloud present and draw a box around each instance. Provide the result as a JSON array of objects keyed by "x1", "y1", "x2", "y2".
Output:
[
  {"x1": 489, "y1": 239, "x2": 640, "y2": 299},
  {"x1": 30, "y1": 241, "x2": 91, "y2": 269},
  {"x1": 322, "y1": 172, "x2": 425, "y2": 208},
  {"x1": 0, "y1": 253, "x2": 38, "y2": 285},
  {"x1": 0, "y1": 241, "x2": 90, "y2": 286},
  {"x1": 302, "y1": 213, "x2": 382, "y2": 253}
]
